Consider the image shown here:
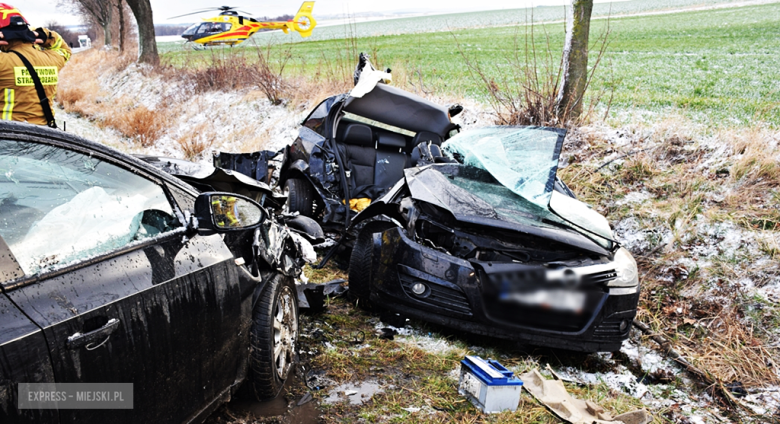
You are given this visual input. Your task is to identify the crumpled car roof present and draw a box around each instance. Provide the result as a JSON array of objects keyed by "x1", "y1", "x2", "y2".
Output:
[{"x1": 344, "y1": 83, "x2": 457, "y2": 137}]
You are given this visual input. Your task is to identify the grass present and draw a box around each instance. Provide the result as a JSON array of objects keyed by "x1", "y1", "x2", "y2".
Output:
[
  {"x1": 161, "y1": 2, "x2": 780, "y2": 128},
  {"x1": 158, "y1": 0, "x2": 750, "y2": 51},
  {"x1": 57, "y1": 48, "x2": 340, "y2": 160},
  {"x1": 558, "y1": 118, "x2": 780, "y2": 402},
  {"x1": 294, "y1": 264, "x2": 658, "y2": 422},
  {"x1": 301, "y1": 297, "x2": 657, "y2": 424}
]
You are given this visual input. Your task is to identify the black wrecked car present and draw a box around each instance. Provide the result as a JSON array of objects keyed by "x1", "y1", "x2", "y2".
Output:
[
  {"x1": 347, "y1": 126, "x2": 641, "y2": 352},
  {"x1": 274, "y1": 55, "x2": 463, "y2": 231},
  {"x1": 0, "y1": 122, "x2": 316, "y2": 423}
]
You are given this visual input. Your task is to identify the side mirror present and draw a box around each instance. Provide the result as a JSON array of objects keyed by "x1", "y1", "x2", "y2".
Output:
[{"x1": 194, "y1": 192, "x2": 265, "y2": 234}]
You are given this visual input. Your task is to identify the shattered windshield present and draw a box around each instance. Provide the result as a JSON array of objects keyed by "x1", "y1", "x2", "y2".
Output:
[{"x1": 441, "y1": 126, "x2": 565, "y2": 209}]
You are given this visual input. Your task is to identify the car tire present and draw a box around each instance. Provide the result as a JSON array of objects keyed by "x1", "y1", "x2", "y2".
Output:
[
  {"x1": 284, "y1": 178, "x2": 315, "y2": 217},
  {"x1": 348, "y1": 221, "x2": 396, "y2": 311},
  {"x1": 249, "y1": 273, "x2": 298, "y2": 401}
]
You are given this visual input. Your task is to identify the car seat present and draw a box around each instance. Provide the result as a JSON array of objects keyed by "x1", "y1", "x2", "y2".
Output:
[
  {"x1": 411, "y1": 141, "x2": 443, "y2": 166},
  {"x1": 374, "y1": 131, "x2": 409, "y2": 192},
  {"x1": 338, "y1": 123, "x2": 376, "y2": 190},
  {"x1": 411, "y1": 131, "x2": 443, "y2": 146}
]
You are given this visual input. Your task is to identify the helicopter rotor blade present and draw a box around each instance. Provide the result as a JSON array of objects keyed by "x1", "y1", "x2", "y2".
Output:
[{"x1": 168, "y1": 8, "x2": 223, "y2": 19}]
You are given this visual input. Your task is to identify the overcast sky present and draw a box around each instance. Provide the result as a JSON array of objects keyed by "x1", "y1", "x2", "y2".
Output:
[{"x1": 19, "y1": 0, "x2": 625, "y2": 27}]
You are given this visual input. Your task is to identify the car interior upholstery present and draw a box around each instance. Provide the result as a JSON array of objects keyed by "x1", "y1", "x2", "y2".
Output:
[
  {"x1": 336, "y1": 119, "x2": 451, "y2": 199},
  {"x1": 338, "y1": 123, "x2": 376, "y2": 189}
]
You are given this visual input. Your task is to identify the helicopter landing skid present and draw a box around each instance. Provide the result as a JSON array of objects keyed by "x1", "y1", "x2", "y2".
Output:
[{"x1": 185, "y1": 41, "x2": 207, "y2": 51}]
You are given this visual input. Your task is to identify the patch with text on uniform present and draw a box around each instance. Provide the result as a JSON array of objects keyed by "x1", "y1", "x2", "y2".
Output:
[{"x1": 14, "y1": 66, "x2": 58, "y2": 86}]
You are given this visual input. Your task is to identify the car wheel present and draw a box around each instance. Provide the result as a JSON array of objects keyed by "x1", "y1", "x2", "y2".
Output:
[
  {"x1": 249, "y1": 273, "x2": 298, "y2": 400},
  {"x1": 284, "y1": 178, "x2": 315, "y2": 217},
  {"x1": 348, "y1": 221, "x2": 397, "y2": 311}
]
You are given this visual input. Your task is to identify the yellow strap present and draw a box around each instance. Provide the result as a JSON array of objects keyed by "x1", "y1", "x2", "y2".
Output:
[{"x1": 2, "y1": 88, "x2": 14, "y2": 120}]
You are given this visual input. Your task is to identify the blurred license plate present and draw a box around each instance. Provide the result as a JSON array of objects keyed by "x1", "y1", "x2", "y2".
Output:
[{"x1": 502, "y1": 289, "x2": 586, "y2": 312}]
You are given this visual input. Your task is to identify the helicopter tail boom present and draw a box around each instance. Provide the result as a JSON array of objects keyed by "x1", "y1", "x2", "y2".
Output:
[{"x1": 288, "y1": 1, "x2": 316, "y2": 37}]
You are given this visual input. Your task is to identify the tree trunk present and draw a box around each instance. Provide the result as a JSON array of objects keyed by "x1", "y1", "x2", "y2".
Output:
[
  {"x1": 102, "y1": 16, "x2": 112, "y2": 47},
  {"x1": 125, "y1": 0, "x2": 158, "y2": 65},
  {"x1": 117, "y1": 0, "x2": 126, "y2": 52},
  {"x1": 556, "y1": 0, "x2": 593, "y2": 120}
]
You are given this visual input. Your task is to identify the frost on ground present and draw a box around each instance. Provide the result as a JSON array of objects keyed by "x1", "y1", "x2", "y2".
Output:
[
  {"x1": 374, "y1": 320, "x2": 463, "y2": 357},
  {"x1": 58, "y1": 53, "x2": 310, "y2": 165}
]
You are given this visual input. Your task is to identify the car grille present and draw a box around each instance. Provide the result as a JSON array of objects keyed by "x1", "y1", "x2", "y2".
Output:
[
  {"x1": 581, "y1": 269, "x2": 618, "y2": 285},
  {"x1": 592, "y1": 317, "x2": 632, "y2": 340},
  {"x1": 397, "y1": 265, "x2": 472, "y2": 316}
]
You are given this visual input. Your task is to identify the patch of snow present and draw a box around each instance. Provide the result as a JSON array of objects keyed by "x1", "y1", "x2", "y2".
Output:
[
  {"x1": 372, "y1": 321, "x2": 461, "y2": 355},
  {"x1": 621, "y1": 339, "x2": 677, "y2": 376},
  {"x1": 613, "y1": 216, "x2": 670, "y2": 255},
  {"x1": 396, "y1": 332, "x2": 460, "y2": 356},
  {"x1": 615, "y1": 191, "x2": 652, "y2": 206},
  {"x1": 556, "y1": 365, "x2": 650, "y2": 399},
  {"x1": 60, "y1": 65, "x2": 307, "y2": 164},
  {"x1": 741, "y1": 386, "x2": 780, "y2": 416}
]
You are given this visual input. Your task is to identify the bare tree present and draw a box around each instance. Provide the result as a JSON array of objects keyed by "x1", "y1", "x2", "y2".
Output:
[
  {"x1": 117, "y1": 0, "x2": 126, "y2": 52},
  {"x1": 125, "y1": 0, "x2": 159, "y2": 65},
  {"x1": 82, "y1": 0, "x2": 113, "y2": 46},
  {"x1": 556, "y1": 0, "x2": 593, "y2": 120},
  {"x1": 57, "y1": 0, "x2": 114, "y2": 47}
]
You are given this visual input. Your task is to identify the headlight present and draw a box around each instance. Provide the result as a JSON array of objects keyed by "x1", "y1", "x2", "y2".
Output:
[{"x1": 609, "y1": 247, "x2": 639, "y2": 287}]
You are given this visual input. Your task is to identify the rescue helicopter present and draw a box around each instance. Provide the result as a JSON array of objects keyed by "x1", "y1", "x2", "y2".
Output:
[{"x1": 172, "y1": 1, "x2": 316, "y2": 49}]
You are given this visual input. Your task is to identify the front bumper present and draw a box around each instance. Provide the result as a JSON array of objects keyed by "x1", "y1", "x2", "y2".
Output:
[{"x1": 369, "y1": 228, "x2": 639, "y2": 352}]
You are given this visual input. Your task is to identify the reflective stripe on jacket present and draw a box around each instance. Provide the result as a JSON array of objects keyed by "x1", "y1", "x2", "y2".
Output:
[{"x1": 2, "y1": 88, "x2": 14, "y2": 120}]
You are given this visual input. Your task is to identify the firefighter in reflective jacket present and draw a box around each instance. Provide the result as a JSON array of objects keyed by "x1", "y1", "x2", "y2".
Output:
[{"x1": 0, "y1": 3, "x2": 71, "y2": 126}]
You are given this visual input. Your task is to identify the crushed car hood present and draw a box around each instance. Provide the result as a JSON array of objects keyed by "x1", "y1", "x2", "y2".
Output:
[
  {"x1": 440, "y1": 127, "x2": 615, "y2": 243},
  {"x1": 403, "y1": 165, "x2": 611, "y2": 255}
]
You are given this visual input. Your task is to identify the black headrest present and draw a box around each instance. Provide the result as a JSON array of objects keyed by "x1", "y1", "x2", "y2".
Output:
[
  {"x1": 412, "y1": 131, "x2": 443, "y2": 146},
  {"x1": 341, "y1": 124, "x2": 374, "y2": 147},
  {"x1": 377, "y1": 131, "x2": 406, "y2": 148},
  {"x1": 411, "y1": 142, "x2": 444, "y2": 166}
]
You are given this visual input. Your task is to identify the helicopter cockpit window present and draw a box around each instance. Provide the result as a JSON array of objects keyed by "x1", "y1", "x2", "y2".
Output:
[
  {"x1": 182, "y1": 23, "x2": 198, "y2": 36},
  {"x1": 196, "y1": 24, "x2": 210, "y2": 34}
]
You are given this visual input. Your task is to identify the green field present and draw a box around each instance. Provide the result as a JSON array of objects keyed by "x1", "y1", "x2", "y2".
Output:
[{"x1": 163, "y1": 2, "x2": 780, "y2": 127}]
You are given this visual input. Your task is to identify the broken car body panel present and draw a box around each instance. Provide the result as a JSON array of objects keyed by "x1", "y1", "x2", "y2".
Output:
[
  {"x1": 350, "y1": 127, "x2": 640, "y2": 352},
  {"x1": 135, "y1": 154, "x2": 287, "y2": 210},
  {"x1": 218, "y1": 64, "x2": 462, "y2": 230}
]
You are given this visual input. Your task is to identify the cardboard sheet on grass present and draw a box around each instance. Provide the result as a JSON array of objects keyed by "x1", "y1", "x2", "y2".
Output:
[{"x1": 520, "y1": 370, "x2": 650, "y2": 424}]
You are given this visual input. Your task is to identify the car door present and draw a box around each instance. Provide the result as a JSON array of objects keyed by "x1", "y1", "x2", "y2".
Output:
[
  {"x1": 0, "y1": 252, "x2": 58, "y2": 424},
  {"x1": 0, "y1": 138, "x2": 249, "y2": 423}
]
